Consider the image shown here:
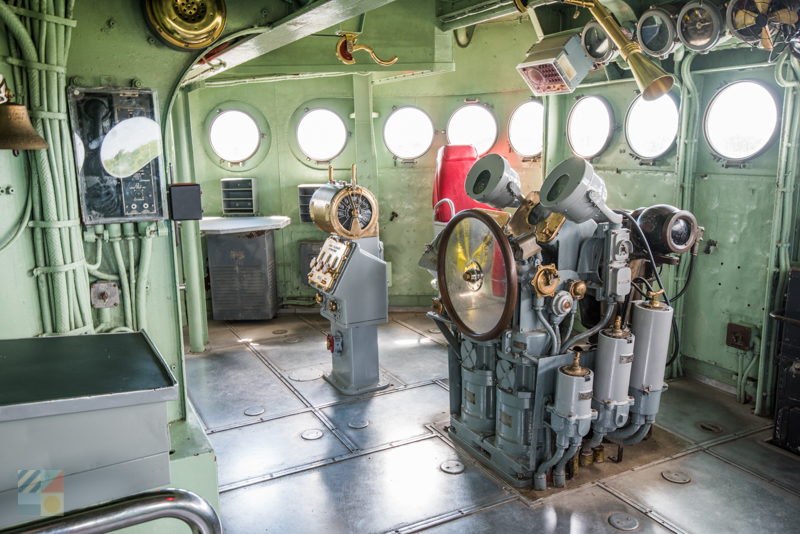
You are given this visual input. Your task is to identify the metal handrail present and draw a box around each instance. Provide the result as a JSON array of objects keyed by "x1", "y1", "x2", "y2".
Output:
[{"x1": 3, "y1": 488, "x2": 222, "y2": 534}]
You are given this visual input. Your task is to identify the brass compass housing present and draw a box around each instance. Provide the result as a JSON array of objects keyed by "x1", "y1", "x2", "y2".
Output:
[
  {"x1": 309, "y1": 183, "x2": 379, "y2": 239},
  {"x1": 144, "y1": 0, "x2": 226, "y2": 50}
]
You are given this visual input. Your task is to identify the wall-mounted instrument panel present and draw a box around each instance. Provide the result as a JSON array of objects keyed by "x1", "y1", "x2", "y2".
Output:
[{"x1": 68, "y1": 87, "x2": 166, "y2": 225}]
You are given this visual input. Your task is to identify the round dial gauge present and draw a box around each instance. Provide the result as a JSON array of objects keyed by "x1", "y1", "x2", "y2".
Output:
[
  {"x1": 336, "y1": 191, "x2": 374, "y2": 234},
  {"x1": 437, "y1": 209, "x2": 517, "y2": 341},
  {"x1": 309, "y1": 183, "x2": 380, "y2": 239},
  {"x1": 677, "y1": 1, "x2": 724, "y2": 52}
]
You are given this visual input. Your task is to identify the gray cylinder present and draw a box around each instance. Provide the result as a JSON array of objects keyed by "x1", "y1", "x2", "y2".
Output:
[
  {"x1": 555, "y1": 367, "x2": 594, "y2": 419},
  {"x1": 594, "y1": 329, "x2": 635, "y2": 404},
  {"x1": 629, "y1": 300, "x2": 673, "y2": 393}
]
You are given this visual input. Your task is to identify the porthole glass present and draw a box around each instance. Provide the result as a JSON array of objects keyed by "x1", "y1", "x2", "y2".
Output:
[
  {"x1": 567, "y1": 96, "x2": 614, "y2": 159},
  {"x1": 297, "y1": 108, "x2": 348, "y2": 162},
  {"x1": 704, "y1": 81, "x2": 778, "y2": 162},
  {"x1": 508, "y1": 100, "x2": 545, "y2": 157},
  {"x1": 446, "y1": 104, "x2": 498, "y2": 155},
  {"x1": 383, "y1": 106, "x2": 435, "y2": 160},
  {"x1": 209, "y1": 110, "x2": 261, "y2": 163},
  {"x1": 625, "y1": 93, "x2": 680, "y2": 160}
]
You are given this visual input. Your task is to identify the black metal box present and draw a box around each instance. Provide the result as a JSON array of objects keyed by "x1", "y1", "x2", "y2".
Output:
[{"x1": 168, "y1": 183, "x2": 203, "y2": 221}]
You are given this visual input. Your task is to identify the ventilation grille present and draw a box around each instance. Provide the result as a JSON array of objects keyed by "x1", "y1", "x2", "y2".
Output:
[
  {"x1": 221, "y1": 177, "x2": 257, "y2": 215},
  {"x1": 297, "y1": 184, "x2": 322, "y2": 223}
]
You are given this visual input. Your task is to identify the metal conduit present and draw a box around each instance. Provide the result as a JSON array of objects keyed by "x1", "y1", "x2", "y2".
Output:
[{"x1": 4, "y1": 489, "x2": 222, "y2": 534}]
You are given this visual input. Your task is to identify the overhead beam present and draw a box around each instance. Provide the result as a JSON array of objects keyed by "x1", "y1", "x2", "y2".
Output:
[
  {"x1": 437, "y1": 0, "x2": 518, "y2": 31},
  {"x1": 181, "y1": 0, "x2": 399, "y2": 86}
]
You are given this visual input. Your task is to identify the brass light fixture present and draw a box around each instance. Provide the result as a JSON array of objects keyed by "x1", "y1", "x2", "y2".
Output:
[{"x1": 0, "y1": 76, "x2": 48, "y2": 153}]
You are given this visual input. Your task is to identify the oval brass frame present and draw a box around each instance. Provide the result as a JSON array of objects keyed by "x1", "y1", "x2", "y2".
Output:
[
  {"x1": 144, "y1": 0, "x2": 227, "y2": 50},
  {"x1": 437, "y1": 209, "x2": 518, "y2": 342}
]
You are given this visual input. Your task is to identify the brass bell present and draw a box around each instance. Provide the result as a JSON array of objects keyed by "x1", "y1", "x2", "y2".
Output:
[{"x1": 0, "y1": 102, "x2": 48, "y2": 151}]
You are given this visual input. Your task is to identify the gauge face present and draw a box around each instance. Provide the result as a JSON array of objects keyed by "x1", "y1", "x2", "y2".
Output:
[
  {"x1": 638, "y1": 9, "x2": 676, "y2": 56},
  {"x1": 582, "y1": 22, "x2": 615, "y2": 63},
  {"x1": 680, "y1": 8, "x2": 715, "y2": 47},
  {"x1": 336, "y1": 191, "x2": 374, "y2": 233},
  {"x1": 438, "y1": 210, "x2": 517, "y2": 341}
]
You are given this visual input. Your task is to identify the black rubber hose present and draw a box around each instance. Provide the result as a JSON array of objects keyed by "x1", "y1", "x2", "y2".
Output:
[{"x1": 671, "y1": 252, "x2": 696, "y2": 301}]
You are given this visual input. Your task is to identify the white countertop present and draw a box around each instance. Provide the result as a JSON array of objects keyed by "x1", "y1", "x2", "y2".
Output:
[{"x1": 199, "y1": 216, "x2": 291, "y2": 235}]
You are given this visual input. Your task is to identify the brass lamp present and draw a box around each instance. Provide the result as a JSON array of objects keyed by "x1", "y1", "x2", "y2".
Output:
[{"x1": 0, "y1": 76, "x2": 48, "y2": 152}]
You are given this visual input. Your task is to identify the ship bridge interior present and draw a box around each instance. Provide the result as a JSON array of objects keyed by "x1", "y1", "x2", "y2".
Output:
[{"x1": 0, "y1": 1, "x2": 799, "y2": 533}]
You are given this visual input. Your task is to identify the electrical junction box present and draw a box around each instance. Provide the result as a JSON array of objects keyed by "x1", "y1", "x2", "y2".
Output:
[
  {"x1": 0, "y1": 332, "x2": 177, "y2": 528},
  {"x1": 168, "y1": 183, "x2": 203, "y2": 221},
  {"x1": 516, "y1": 33, "x2": 592, "y2": 96}
]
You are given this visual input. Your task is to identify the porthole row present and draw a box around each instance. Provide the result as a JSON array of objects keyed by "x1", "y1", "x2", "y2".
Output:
[{"x1": 205, "y1": 83, "x2": 779, "y2": 169}]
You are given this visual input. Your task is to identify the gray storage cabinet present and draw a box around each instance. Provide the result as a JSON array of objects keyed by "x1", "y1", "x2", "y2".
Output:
[
  {"x1": 0, "y1": 333, "x2": 177, "y2": 529},
  {"x1": 207, "y1": 230, "x2": 278, "y2": 320}
]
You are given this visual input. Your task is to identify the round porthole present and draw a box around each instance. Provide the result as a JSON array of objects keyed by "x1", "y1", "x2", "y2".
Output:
[
  {"x1": 508, "y1": 100, "x2": 544, "y2": 157},
  {"x1": 204, "y1": 102, "x2": 270, "y2": 171},
  {"x1": 297, "y1": 108, "x2": 348, "y2": 162},
  {"x1": 383, "y1": 106, "x2": 435, "y2": 160},
  {"x1": 625, "y1": 93, "x2": 680, "y2": 160},
  {"x1": 209, "y1": 110, "x2": 261, "y2": 164},
  {"x1": 704, "y1": 80, "x2": 779, "y2": 162},
  {"x1": 446, "y1": 104, "x2": 498, "y2": 155},
  {"x1": 567, "y1": 96, "x2": 614, "y2": 159}
]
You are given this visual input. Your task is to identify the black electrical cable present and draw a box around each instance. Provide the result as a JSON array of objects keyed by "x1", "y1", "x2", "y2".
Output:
[
  {"x1": 671, "y1": 252, "x2": 696, "y2": 302},
  {"x1": 616, "y1": 211, "x2": 681, "y2": 368}
]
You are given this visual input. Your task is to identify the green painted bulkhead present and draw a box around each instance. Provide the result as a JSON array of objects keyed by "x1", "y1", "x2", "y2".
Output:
[{"x1": 0, "y1": 0, "x2": 798, "y2": 529}]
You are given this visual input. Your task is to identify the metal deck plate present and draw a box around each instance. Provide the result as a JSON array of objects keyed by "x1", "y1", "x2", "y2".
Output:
[
  {"x1": 604, "y1": 452, "x2": 800, "y2": 534},
  {"x1": 208, "y1": 412, "x2": 349, "y2": 487},
  {"x1": 288, "y1": 367, "x2": 398, "y2": 406},
  {"x1": 655, "y1": 379, "x2": 767, "y2": 443},
  {"x1": 424, "y1": 486, "x2": 672, "y2": 534},
  {"x1": 377, "y1": 323, "x2": 449, "y2": 384},
  {"x1": 249, "y1": 324, "x2": 333, "y2": 371},
  {"x1": 227, "y1": 315, "x2": 317, "y2": 344},
  {"x1": 186, "y1": 347, "x2": 304, "y2": 429},
  {"x1": 219, "y1": 438, "x2": 506, "y2": 534},
  {"x1": 322, "y1": 384, "x2": 449, "y2": 449},
  {"x1": 710, "y1": 429, "x2": 800, "y2": 494}
]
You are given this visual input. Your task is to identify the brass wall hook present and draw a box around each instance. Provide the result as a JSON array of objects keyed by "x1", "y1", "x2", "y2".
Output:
[{"x1": 335, "y1": 32, "x2": 398, "y2": 67}]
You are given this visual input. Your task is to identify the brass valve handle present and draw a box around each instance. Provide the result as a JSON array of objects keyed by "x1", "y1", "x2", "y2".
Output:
[
  {"x1": 336, "y1": 32, "x2": 398, "y2": 66},
  {"x1": 646, "y1": 289, "x2": 665, "y2": 307}
]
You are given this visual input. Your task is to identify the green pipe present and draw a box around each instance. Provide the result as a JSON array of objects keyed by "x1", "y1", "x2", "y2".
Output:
[
  {"x1": 110, "y1": 226, "x2": 133, "y2": 330},
  {"x1": 755, "y1": 55, "x2": 800, "y2": 415},
  {"x1": 123, "y1": 223, "x2": 137, "y2": 331},
  {"x1": 0, "y1": 1, "x2": 70, "y2": 333},
  {"x1": 668, "y1": 52, "x2": 700, "y2": 378},
  {"x1": 136, "y1": 223, "x2": 155, "y2": 333},
  {"x1": 173, "y1": 92, "x2": 208, "y2": 352}
]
